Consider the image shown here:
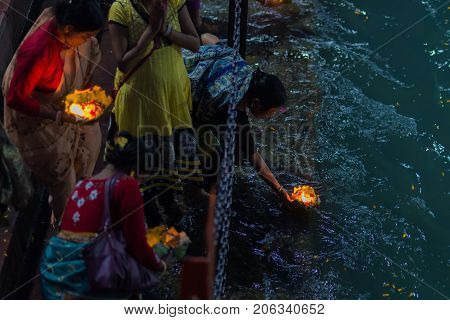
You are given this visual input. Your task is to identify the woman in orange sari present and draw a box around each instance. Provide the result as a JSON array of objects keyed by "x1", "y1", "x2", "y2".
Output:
[{"x1": 2, "y1": 0, "x2": 105, "y2": 219}]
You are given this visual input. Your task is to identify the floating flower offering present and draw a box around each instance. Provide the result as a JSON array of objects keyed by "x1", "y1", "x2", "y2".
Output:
[
  {"x1": 291, "y1": 185, "x2": 319, "y2": 207},
  {"x1": 64, "y1": 85, "x2": 112, "y2": 121},
  {"x1": 258, "y1": 0, "x2": 290, "y2": 6},
  {"x1": 146, "y1": 225, "x2": 191, "y2": 259}
]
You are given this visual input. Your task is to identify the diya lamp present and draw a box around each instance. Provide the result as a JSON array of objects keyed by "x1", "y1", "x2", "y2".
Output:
[
  {"x1": 64, "y1": 85, "x2": 112, "y2": 121},
  {"x1": 146, "y1": 226, "x2": 191, "y2": 259},
  {"x1": 291, "y1": 185, "x2": 319, "y2": 207}
]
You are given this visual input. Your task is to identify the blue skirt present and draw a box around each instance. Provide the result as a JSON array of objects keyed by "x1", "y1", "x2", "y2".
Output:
[{"x1": 40, "y1": 236, "x2": 129, "y2": 299}]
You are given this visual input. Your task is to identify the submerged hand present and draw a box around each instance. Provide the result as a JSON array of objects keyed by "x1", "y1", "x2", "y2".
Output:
[{"x1": 277, "y1": 187, "x2": 294, "y2": 208}]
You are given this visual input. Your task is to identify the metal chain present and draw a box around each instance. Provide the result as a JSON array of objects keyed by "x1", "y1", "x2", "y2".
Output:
[{"x1": 213, "y1": 0, "x2": 243, "y2": 300}]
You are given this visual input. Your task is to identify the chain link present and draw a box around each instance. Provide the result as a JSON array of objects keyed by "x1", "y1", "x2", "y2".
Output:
[{"x1": 213, "y1": 0, "x2": 243, "y2": 300}]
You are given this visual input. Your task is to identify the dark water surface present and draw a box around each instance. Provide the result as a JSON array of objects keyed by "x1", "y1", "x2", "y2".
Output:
[{"x1": 178, "y1": 0, "x2": 450, "y2": 299}]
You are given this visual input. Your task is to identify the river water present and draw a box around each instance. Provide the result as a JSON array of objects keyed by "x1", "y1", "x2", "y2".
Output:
[{"x1": 180, "y1": 0, "x2": 450, "y2": 299}]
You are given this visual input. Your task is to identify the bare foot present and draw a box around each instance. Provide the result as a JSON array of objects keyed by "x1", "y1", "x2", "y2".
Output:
[{"x1": 201, "y1": 33, "x2": 220, "y2": 45}]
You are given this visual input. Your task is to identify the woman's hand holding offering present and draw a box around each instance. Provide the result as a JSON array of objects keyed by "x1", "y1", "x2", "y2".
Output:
[
  {"x1": 55, "y1": 111, "x2": 93, "y2": 125},
  {"x1": 277, "y1": 186, "x2": 294, "y2": 208},
  {"x1": 55, "y1": 111, "x2": 75, "y2": 124}
]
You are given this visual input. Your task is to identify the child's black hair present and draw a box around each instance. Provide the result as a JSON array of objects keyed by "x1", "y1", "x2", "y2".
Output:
[
  {"x1": 105, "y1": 132, "x2": 141, "y2": 173},
  {"x1": 55, "y1": 0, "x2": 105, "y2": 32},
  {"x1": 249, "y1": 70, "x2": 287, "y2": 110}
]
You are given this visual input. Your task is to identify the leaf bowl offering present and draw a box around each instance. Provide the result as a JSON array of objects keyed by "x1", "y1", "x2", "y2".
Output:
[
  {"x1": 64, "y1": 85, "x2": 113, "y2": 122},
  {"x1": 291, "y1": 185, "x2": 320, "y2": 208},
  {"x1": 146, "y1": 225, "x2": 191, "y2": 260}
]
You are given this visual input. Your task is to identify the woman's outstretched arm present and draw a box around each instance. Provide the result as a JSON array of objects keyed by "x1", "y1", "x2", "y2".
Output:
[{"x1": 250, "y1": 151, "x2": 293, "y2": 206}]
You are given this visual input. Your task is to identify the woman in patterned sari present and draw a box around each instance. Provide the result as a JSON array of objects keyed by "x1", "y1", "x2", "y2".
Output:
[
  {"x1": 184, "y1": 44, "x2": 293, "y2": 206},
  {"x1": 2, "y1": 0, "x2": 104, "y2": 219}
]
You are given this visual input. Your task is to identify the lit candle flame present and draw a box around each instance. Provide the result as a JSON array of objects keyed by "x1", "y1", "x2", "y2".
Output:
[
  {"x1": 68, "y1": 101, "x2": 102, "y2": 120},
  {"x1": 69, "y1": 104, "x2": 84, "y2": 117}
]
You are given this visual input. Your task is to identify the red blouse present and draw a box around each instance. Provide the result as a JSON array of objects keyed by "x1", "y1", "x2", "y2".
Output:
[
  {"x1": 60, "y1": 175, "x2": 164, "y2": 272},
  {"x1": 6, "y1": 19, "x2": 64, "y2": 116}
]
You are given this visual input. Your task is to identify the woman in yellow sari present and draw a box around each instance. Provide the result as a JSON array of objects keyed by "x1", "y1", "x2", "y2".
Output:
[
  {"x1": 2, "y1": 0, "x2": 104, "y2": 219},
  {"x1": 109, "y1": 0, "x2": 203, "y2": 222}
]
